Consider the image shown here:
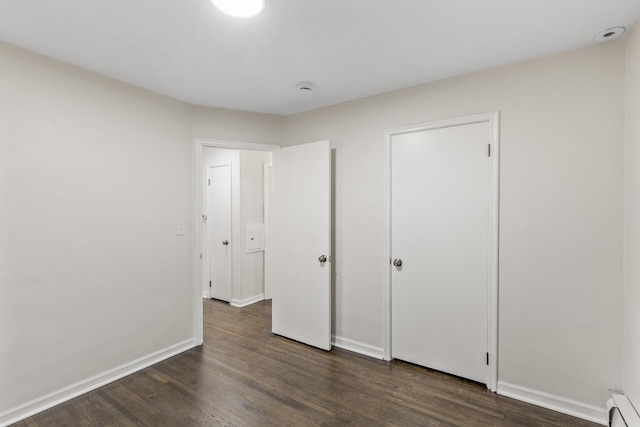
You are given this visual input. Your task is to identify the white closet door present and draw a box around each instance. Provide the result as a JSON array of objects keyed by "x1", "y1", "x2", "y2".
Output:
[
  {"x1": 207, "y1": 164, "x2": 232, "y2": 302},
  {"x1": 391, "y1": 123, "x2": 490, "y2": 384}
]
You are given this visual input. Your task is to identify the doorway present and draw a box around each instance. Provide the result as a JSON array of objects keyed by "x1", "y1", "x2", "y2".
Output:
[
  {"x1": 193, "y1": 139, "x2": 279, "y2": 345},
  {"x1": 192, "y1": 138, "x2": 333, "y2": 352},
  {"x1": 201, "y1": 146, "x2": 272, "y2": 306},
  {"x1": 384, "y1": 112, "x2": 500, "y2": 391}
]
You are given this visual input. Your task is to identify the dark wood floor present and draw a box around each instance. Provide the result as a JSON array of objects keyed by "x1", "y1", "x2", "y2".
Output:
[{"x1": 15, "y1": 299, "x2": 598, "y2": 426}]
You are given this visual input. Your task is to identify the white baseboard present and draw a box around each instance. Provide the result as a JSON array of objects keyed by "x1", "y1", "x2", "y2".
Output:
[
  {"x1": 202, "y1": 291, "x2": 209, "y2": 299},
  {"x1": 230, "y1": 293, "x2": 265, "y2": 308},
  {"x1": 332, "y1": 335, "x2": 385, "y2": 359},
  {"x1": 0, "y1": 338, "x2": 197, "y2": 427},
  {"x1": 497, "y1": 381, "x2": 608, "y2": 425}
]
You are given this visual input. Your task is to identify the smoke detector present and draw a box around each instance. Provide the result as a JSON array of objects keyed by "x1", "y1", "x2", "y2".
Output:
[
  {"x1": 297, "y1": 82, "x2": 313, "y2": 93},
  {"x1": 595, "y1": 27, "x2": 625, "y2": 42}
]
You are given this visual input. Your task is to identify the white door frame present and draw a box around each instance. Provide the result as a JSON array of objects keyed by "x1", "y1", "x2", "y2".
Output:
[
  {"x1": 383, "y1": 111, "x2": 500, "y2": 391},
  {"x1": 263, "y1": 161, "x2": 273, "y2": 300},
  {"x1": 192, "y1": 138, "x2": 280, "y2": 345}
]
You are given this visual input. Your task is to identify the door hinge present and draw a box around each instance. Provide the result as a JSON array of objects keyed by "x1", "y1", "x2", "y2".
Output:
[
  {"x1": 208, "y1": 179, "x2": 211, "y2": 186},
  {"x1": 209, "y1": 280, "x2": 212, "y2": 287},
  {"x1": 488, "y1": 144, "x2": 491, "y2": 157},
  {"x1": 486, "y1": 352, "x2": 489, "y2": 365}
]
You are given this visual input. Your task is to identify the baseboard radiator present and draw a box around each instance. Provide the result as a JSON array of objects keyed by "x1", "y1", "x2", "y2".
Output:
[{"x1": 608, "y1": 393, "x2": 640, "y2": 427}]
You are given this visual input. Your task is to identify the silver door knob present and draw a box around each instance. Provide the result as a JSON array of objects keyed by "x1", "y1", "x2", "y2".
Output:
[
  {"x1": 318, "y1": 255, "x2": 327, "y2": 263},
  {"x1": 393, "y1": 258, "x2": 403, "y2": 267},
  {"x1": 222, "y1": 240, "x2": 229, "y2": 245}
]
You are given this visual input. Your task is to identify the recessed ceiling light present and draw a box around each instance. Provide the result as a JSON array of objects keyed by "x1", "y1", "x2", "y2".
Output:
[
  {"x1": 211, "y1": 0, "x2": 266, "y2": 18},
  {"x1": 594, "y1": 27, "x2": 625, "y2": 42}
]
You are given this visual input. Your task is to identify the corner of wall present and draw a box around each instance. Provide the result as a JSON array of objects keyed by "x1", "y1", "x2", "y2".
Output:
[{"x1": 623, "y1": 20, "x2": 640, "y2": 410}]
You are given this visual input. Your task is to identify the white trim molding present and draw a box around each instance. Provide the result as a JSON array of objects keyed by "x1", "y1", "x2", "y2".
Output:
[
  {"x1": 609, "y1": 393, "x2": 640, "y2": 427},
  {"x1": 383, "y1": 111, "x2": 500, "y2": 391},
  {"x1": 497, "y1": 382, "x2": 608, "y2": 425},
  {"x1": 0, "y1": 339, "x2": 197, "y2": 427},
  {"x1": 231, "y1": 293, "x2": 265, "y2": 308},
  {"x1": 194, "y1": 138, "x2": 280, "y2": 152},
  {"x1": 332, "y1": 336, "x2": 385, "y2": 360}
]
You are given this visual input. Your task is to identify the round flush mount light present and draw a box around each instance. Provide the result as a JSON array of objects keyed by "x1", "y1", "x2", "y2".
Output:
[
  {"x1": 595, "y1": 27, "x2": 625, "y2": 42},
  {"x1": 211, "y1": 0, "x2": 266, "y2": 18}
]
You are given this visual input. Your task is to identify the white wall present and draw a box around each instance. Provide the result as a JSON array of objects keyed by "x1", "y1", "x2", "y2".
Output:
[
  {"x1": 0, "y1": 41, "x2": 284, "y2": 423},
  {"x1": 191, "y1": 105, "x2": 283, "y2": 145},
  {"x1": 237, "y1": 150, "x2": 272, "y2": 303},
  {"x1": 0, "y1": 41, "x2": 193, "y2": 414},
  {"x1": 624, "y1": 23, "x2": 640, "y2": 408},
  {"x1": 284, "y1": 41, "x2": 625, "y2": 410}
]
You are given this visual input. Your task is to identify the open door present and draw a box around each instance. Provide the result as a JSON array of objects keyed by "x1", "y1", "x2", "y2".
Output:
[{"x1": 271, "y1": 140, "x2": 331, "y2": 350}]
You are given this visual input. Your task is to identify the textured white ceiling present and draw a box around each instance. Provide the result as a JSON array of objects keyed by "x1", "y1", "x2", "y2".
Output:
[{"x1": 0, "y1": 0, "x2": 638, "y2": 115}]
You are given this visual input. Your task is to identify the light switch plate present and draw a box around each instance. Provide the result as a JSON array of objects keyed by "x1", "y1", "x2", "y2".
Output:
[{"x1": 176, "y1": 221, "x2": 185, "y2": 236}]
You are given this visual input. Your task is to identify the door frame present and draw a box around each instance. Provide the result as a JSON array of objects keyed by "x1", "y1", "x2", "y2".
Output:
[
  {"x1": 383, "y1": 111, "x2": 500, "y2": 391},
  {"x1": 192, "y1": 138, "x2": 280, "y2": 345},
  {"x1": 263, "y1": 161, "x2": 273, "y2": 300}
]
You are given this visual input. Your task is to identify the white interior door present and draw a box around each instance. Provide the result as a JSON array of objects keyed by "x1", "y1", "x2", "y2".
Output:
[
  {"x1": 271, "y1": 141, "x2": 331, "y2": 350},
  {"x1": 391, "y1": 122, "x2": 491, "y2": 384},
  {"x1": 207, "y1": 164, "x2": 232, "y2": 302}
]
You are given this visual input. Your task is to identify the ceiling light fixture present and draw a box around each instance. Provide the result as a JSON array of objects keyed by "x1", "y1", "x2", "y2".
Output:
[
  {"x1": 211, "y1": 0, "x2": 266, "y2": 18},
  {"x1": 594, "y1": 27, "x2": 625, "y2": 42}
]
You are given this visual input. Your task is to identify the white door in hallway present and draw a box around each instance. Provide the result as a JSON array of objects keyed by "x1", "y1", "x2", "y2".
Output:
[
  {"x1": 207, "y1": 163, "x2": 232, "y2": 302},
  {"x1": 391, "y1": 122, "x2": 491, "y2": 384},
  {"x1": 271, "y1": 141, "x2": 331, "y2": 350}
]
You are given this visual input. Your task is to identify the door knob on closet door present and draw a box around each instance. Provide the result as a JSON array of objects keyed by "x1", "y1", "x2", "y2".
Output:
[
  {"x1": 318, "y1": 255, "x2": 327, "y2": 263},
  {"x1": 393, "y1": 258, "x2": 403, "y2": 267},
  {"x1": 222, "y1": 240, "x2": 229, "y2": 245}
]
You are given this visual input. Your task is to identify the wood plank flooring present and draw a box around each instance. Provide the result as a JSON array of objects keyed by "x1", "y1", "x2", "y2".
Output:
[{"x1": 14, "y1": 299, "x2": 598, "y2": 426}]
